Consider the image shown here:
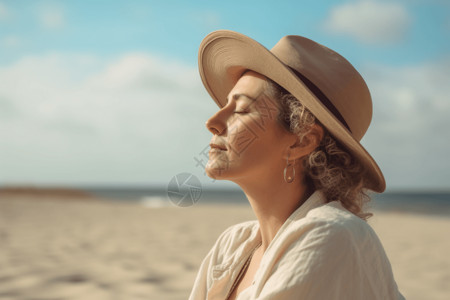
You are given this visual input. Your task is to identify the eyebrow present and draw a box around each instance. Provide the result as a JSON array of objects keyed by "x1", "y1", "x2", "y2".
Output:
[{"x1": 226, "y1": 93, "x2": 259, "y2": 104}]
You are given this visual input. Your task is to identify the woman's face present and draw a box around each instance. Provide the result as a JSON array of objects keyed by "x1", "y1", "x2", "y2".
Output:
[{"x1": 205, "y1": 71, "x2": 296, "y2": 183}]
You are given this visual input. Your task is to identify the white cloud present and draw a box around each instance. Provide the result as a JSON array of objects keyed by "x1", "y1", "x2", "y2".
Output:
[
  {"x1": 361, "y1": 58, "x2": 450, "y2": 189},
  {"x1": 1, "y1": 51, "x2": 449, "y2": 189},
  {"x1": 324, "y1": 1, "x2": 411, "y2": 44},
  {"x1": 0, "y1": 53, "x2": 215, "y2": 185},
  {"x1": 1, "y1": 35, "x2": 22, "y2": 48},
  {"x1": 190, "y1": 11, "x2": 221, "y2": 29},
  {"x1": 39, "y1": 4, "x2": 65, "y2": 29},
  {"x1": 0, "y1": 2, "x2": 9, "y2": 21},
  {"x1": 445, "y1": 13, "x2": 450, "y2": 32}
]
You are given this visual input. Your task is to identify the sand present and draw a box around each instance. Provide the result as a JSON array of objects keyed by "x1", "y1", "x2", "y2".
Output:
[{"x1": 0, "y1": 196, "x2": 449, "y2": 300}]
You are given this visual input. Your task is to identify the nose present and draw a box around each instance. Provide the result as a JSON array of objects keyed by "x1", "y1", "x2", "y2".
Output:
[{"x1": 205, "y1": 106, "x2": 230, "y2": 135}]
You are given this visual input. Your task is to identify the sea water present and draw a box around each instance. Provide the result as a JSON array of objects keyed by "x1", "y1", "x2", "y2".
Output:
[{"x1": 83, "y1": 186, "x2": 450, "y2": 217}]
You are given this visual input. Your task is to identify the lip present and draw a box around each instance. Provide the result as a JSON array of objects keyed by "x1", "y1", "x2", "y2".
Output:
[
  {"x1": 210, "y1": 143, "x2": 227, "y2": 151},
  {"x1": 209, "y1": 148, "x2": 225, "y2": 154}
]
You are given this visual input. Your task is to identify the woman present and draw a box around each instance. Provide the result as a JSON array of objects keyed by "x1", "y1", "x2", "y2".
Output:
[{"x1": 189, "y1": 30, "x2": 404, "y2": 300}]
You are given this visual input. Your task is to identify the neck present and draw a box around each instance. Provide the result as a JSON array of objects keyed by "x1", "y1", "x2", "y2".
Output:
[{"x1": 235, "y1": 170, "x2": 311, "y2": 252}]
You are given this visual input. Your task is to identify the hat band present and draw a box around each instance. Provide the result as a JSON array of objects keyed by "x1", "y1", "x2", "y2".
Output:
[{"x1": 287, "y1": 67, "x2": 351, "y2": 133}]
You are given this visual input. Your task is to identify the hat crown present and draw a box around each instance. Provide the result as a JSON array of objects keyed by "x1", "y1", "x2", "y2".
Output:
[{"x1": 270, "y1": 35, "x2": 372, "y2": 141}]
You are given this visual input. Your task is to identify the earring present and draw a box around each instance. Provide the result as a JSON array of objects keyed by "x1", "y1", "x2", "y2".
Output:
[{"x1": 283, "y1": 151, "x2": 295, "y2": 183}]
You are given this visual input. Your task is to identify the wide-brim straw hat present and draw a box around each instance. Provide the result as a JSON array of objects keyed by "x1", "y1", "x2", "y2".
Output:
[{"x1": 198, "y1": 30, "x2": 385, "y2": 193}]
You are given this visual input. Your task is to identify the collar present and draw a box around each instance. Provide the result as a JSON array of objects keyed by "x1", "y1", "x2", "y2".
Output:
[
  {"x1": 260, "y1": 190, "x2": 326, "y2": 254},
  {"x1": 207, "y1": 190, "x2": 327, "y2": 300}
]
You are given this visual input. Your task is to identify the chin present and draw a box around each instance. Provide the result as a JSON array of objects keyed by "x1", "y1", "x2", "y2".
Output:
[
  {"x1": 205, "y1": 158, "x2": 231, "y2": 178},
  {"x1": 205, "y1": 168, "x2": 224, "y2": 180}
]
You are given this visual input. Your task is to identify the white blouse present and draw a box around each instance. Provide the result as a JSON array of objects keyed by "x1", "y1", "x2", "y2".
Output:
[{"x1": 189, "y1": 191, "x2": 405, "y2": 300}]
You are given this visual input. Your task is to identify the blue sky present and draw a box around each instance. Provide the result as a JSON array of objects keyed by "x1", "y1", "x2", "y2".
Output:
[
  {"x1": 1, "y1": 1, "x2": 448, "y2": 66},
  {"x1": 0, "y1": 0, "x2": 449, "y2": 190}
]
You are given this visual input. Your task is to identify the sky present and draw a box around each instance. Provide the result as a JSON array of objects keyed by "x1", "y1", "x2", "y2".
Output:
[{"x1": 0, "y1": 0, "x2": 449, "y2": 191}]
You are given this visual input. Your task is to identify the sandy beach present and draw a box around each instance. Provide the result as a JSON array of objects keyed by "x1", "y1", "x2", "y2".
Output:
[{"x1": 0, "y1": 195, "x2": 449, "y2": 300}]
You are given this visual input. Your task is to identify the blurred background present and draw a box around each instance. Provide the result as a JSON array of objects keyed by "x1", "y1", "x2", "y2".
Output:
[
  {"x1": 1, "y1": 0, "x2": 449, "y2": 192},
  {"x1": 1, "y1": 1, "x2": 449, "y2": 300}
]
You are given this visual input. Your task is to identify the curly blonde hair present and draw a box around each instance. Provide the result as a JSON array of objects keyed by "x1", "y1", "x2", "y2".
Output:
[{"x1": 266, "y1": 79, "x2": 372, "y2": 220}]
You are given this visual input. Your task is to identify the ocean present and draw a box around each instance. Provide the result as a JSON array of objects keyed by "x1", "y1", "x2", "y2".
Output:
[{"x1": 83, "y1": 186, "x2": 450, "y2": 217}]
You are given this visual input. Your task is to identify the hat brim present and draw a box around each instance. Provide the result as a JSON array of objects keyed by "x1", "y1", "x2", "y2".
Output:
[{"x1": 198, "y1": 30, "x2": 385, "y2": 193}]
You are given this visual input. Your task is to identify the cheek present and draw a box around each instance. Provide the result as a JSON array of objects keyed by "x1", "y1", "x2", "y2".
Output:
[
  {"x1": 233, "y1": 121, "x2": 286, "y2": 165},
  {"x1": 226, "y1": 99, "x2": 281, "y2": 157},
  {"x1": 227, "y1": 116, "x2": 259, "y2": 157},
  {"x1": 252, "y1": 95, "x2": 280, "y2": 129}
]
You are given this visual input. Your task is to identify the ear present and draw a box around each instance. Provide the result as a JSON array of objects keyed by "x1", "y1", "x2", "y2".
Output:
[{"x1": 286, "y1": 124, "x2": 324, "y2": 160}]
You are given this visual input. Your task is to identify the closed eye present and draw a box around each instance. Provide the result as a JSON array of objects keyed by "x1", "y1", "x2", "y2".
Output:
[{"x1": 234, "y1": 106, "x2": 251, "y2": 114}]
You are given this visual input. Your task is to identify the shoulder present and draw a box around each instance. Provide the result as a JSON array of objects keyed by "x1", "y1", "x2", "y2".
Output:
[
  {"x1": 215, "y1": 220, "x2": 259, "y2": 247},
  {"x1": 268, "y1": 200, "x2": 390, "y2": 276},
  {"x1": 261, "y1": 202, "x2": 401, "y2": 300},
  {"x1": 285, "y1": 200, "x2": 384, "y2": 257}
]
